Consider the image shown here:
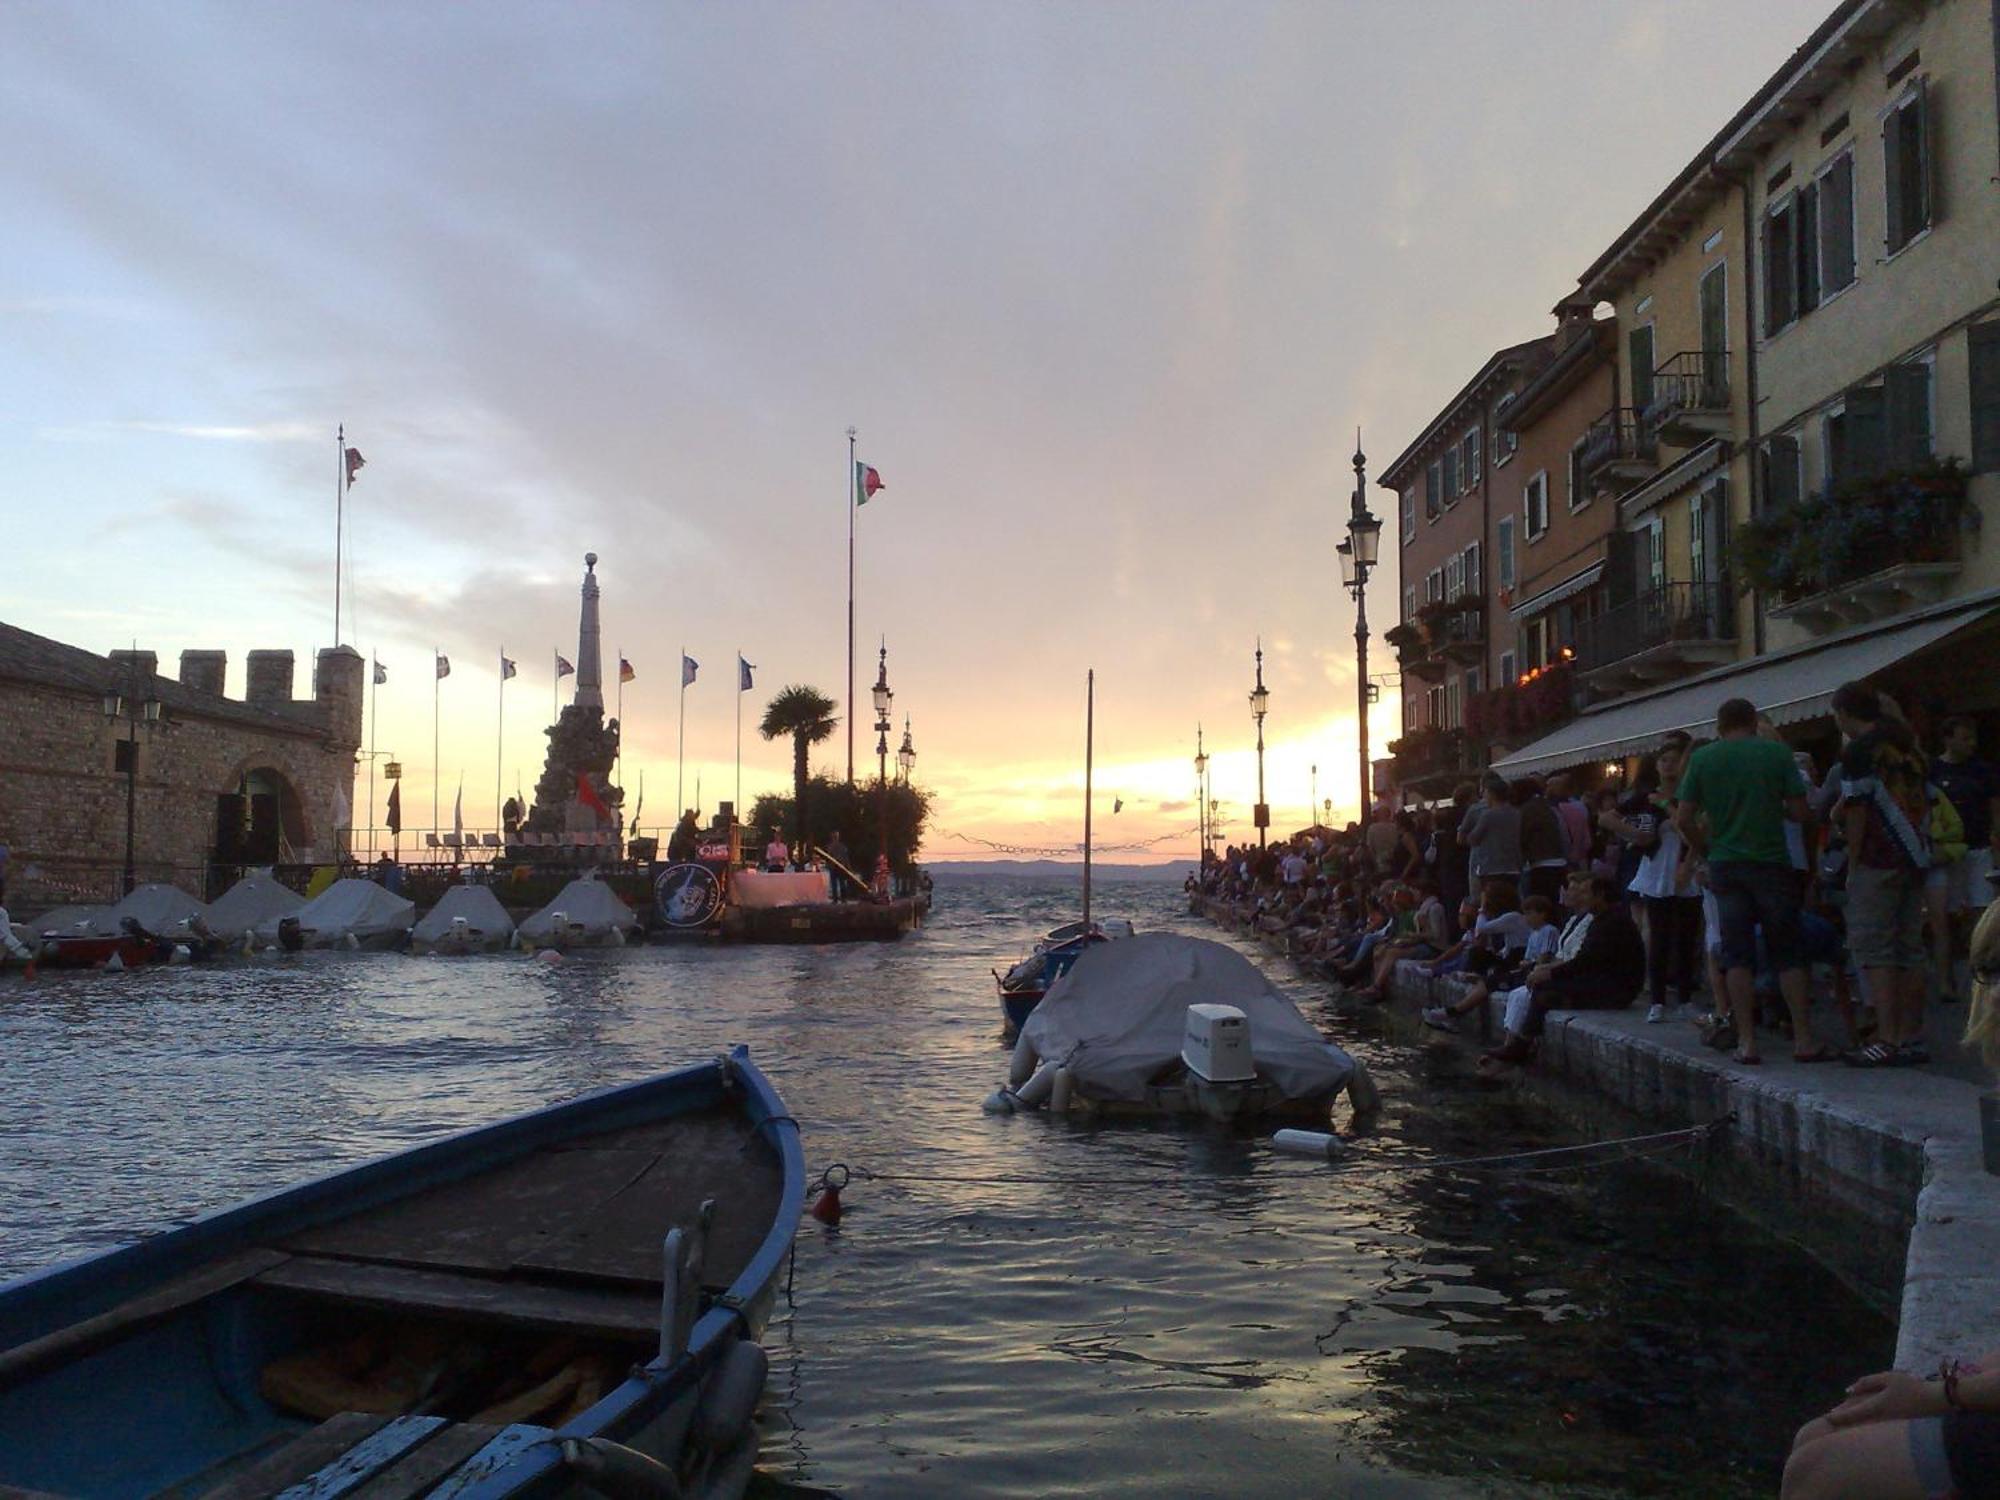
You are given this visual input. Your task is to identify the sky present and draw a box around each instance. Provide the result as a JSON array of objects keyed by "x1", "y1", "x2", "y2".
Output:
[{"x1": 0, "y1": 0, "x2": 1836, "y2": 860}]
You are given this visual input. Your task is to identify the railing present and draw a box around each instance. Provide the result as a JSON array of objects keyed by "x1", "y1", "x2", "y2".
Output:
[
  {"x1": 1430, "y1": 601, "x2": 1485, "y2": 651},
  {"x1": 1774, "y1": 490, "x2": 1965, "y2": 602},
  {"x1": 1644, "y1": 350, "x2": 1730, "y2": 430},
  {"x1": 1389, "y1": 728, "x2": 1476, "y2": 784},
  {"x1": 1574, "y1": 582, "x2": 1734, "y2": 672},
  {"x1": 1579, "y1": 407, "x2": 1657, "y2": 478}
]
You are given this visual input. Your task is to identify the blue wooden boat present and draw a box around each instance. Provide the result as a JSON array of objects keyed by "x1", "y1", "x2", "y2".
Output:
[
  {"x1": 994, "y1": 922, "x2": 1117, "y2": 1035},
  {"x1": 0, "y1": 1046, "x2": 804, "y2": 1500}
]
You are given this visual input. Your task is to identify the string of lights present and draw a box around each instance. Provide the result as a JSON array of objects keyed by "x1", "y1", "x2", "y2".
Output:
[{"x1": 933, "y1": 825, "x2": 1202, "y2": 857}]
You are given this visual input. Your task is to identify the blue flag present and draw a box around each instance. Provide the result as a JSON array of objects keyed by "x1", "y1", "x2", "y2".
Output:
[
  {"x1": 738, "y1": 655, "x2": 754, "y2": 692},
  {"x1": 681, "y1": 654, "x2": 699, "y2": 687}
]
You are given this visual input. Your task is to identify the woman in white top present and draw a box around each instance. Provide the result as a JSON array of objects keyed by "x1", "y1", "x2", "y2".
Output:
[{"x1": 1618, "y1": 745, "x2": 1704, "y2": 1021}]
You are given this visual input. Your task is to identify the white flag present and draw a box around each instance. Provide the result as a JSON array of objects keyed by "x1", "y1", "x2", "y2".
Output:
[
  {"x1": 501, "y1": 655, "x2": 518, "y2": 681},
  {"x1": 453, "y1": 785, "x2": 463, "y2": 840}
]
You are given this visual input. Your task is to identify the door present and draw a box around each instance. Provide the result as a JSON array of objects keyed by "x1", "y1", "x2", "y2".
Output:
[{"x1": 1698, "y1": 264, "x2": 1728, "y2": 403}]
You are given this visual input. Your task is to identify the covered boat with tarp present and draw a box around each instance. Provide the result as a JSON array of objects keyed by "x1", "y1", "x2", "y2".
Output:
[
  {"x1": 39, "y1": 884, "x2": 217, "y2": 968},
  {"x1": 994, "y1": 918, "x2": 1135, "y2": 1035},
  {"x1": 520, "y1": 877, "x2": 638, "y2": 949},
  {"x1": 255, "y1": 878, "x2": 415, "y2": 951},
  {"x1": 988, "y1": 932, "x2": 1374, "y2": 1125},
  {"x1": 205, "y1": 872, "x2": 305, "y2": 945},
  {"x1": 412, "y1": 883, "x2": 518, "y2": 955}
]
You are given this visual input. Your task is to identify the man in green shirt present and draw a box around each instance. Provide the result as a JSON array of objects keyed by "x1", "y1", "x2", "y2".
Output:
[{"x1": 1675, "y1": 697, "x2": 1827, "y2": 1064}]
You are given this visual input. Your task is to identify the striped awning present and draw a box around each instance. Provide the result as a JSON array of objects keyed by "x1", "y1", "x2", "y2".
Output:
[
  {"x1": 1491, "y1": 595, "x2": 2000, "y2": 778},
  {"x1": 1508, "y1": 562, "x2": 1606, "y2": 622}
]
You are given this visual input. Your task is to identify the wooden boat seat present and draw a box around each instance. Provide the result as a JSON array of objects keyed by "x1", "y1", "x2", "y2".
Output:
[
  {"x1": 192, "y1": 1412, "x2": 507, "y2": 1500},
  {"x1": 253, "y1": 1257, "x2": 658, "y2": 1342}
]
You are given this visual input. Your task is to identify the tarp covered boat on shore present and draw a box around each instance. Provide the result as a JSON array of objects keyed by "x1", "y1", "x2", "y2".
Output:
[
  {"x1": 411, "y1": 883, "x2": 516, "y2": 954},
  {"x1": 205, "y1": 873, "x2": 305, "y2": 944},
  {"x1": 520, "y1": 877, "x2": 638, "y2": 948},
  {"x1": 255, "y1": 878, "x2": 415, "y2": 950}
]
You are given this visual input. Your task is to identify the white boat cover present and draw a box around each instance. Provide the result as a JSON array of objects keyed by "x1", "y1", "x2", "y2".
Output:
[
  {"x1": 519, "y1": 878, "x2": 637, "y2": 944},
  {"x1": 256, "y1": 878, "x2": 415, "y2": 947},
  {"x1": 93, "y1": 883, "x2": 208, "y2": 936},
  {"x1": 1022, "y1": 932, "x2": 1356, "y2": 1104},
  {"x1": 413, "y1": 884, "x2": 517, "y2": 949},
  {"x1": 205, "y1": 873, "x2": 304, "y2": 941},
  {"x1": 29, "y1": 904, "x2": 105, "y2": 937}
]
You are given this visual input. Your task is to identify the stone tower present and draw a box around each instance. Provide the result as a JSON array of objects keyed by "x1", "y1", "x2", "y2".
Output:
[{"x1": 574, "y1": 552, "x2": 603, "y2": 710}]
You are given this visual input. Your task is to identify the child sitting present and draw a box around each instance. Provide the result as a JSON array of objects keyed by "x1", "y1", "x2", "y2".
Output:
[{"x1": 1424, "y1": 894, "x2": 1559, "y2": 1032}]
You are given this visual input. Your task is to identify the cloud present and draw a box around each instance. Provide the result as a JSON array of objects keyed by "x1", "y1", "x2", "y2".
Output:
[{"x1": 39, "y1": 419, "x2": 319, "y2": 443}]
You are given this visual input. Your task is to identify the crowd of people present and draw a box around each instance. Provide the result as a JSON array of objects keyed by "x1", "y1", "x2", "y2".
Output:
[{"x1": 1192, "y1": 684, "x2": 2000, "y2": 1075}]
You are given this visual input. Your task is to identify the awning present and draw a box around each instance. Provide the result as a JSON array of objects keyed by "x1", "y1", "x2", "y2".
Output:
[
  {"x1": 1492, "y1": 595, "x2": 2000, "y2": 778},
  {"x1": 1509, "y1": 562, "x2": 1605, "y2": 621}
]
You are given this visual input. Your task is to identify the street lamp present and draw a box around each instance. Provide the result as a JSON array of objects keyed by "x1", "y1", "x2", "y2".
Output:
[
  {"x1": 102, "y1": 664, "x2": 162, "y2": 896},
  {"x1": 1193, "y1": 726, "x2": 1209, "y2": 865},
  {"x1": 1340, "y1": 436, "x2": 1384, "y2": 829},
  {"x1": 1310, "y1": 762, "x2": 1318, "y2": 833},
  {"x1": 873, "y1": 641, "x2": 893, "y2": 895},
  {"x1": 898, "y1": 716, "x2": 916, "y2": 781},
  {"x1": 1249, "y1": 642, "x2": 1270, "y2": 849}
]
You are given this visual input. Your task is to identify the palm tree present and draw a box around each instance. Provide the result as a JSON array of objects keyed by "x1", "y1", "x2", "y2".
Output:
[{"x1": 759, "y1": 685, "x2": 839, "y2": 856}]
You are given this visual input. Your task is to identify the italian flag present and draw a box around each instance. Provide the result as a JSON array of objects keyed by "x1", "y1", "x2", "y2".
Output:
[{"x1": 856, "y1": 461, "x2": 885, "y2": 505}]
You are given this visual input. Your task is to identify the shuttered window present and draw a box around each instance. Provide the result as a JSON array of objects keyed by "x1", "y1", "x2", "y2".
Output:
[
  {"x1": 1524, "y1": 473, "x2": 1549, "y2": 539},
  {"x1": 1497, "y1": 518, "x2": 1516, "y2": 588},
  {"x1": 1443, "y1": 445, "x2": 1460, "y2": 500},
  {"x1": 1629, "y1": 324, "x2": 1656, "y2": 414},
  {"x1": 1762, "y1": 434, "x2": 1802, "y2": 512},
  {"x1": 1884, "y1": 82, "x2": 1933, "y2": 255},
  {"x1": 1883, "y1": 362, "x2": 1933, "y2": 471},
  {"x1": 1971, "y1": 322, "x2": 2000, "y2": 474},
  {"x1": 1426, "y1": 460, "x2": 1443, "y2": 518},
  {"x1": 1820, "y1": 152, "x2": 1856, "y2": 293},
  {"x1": 1765, "y1": 197, "x2": 1797, "y2": 333},
  {"x1": 1464, "y1": 428, "x2": 1482, "y2": 489}
]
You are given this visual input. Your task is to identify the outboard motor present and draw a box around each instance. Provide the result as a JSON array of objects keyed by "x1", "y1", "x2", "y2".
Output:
[{"x1": 276, "y1": 915, "x2": 305, "y2": 953}]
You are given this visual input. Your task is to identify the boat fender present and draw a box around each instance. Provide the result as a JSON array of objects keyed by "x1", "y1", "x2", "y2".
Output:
[
  {"x1": 538, "y1": 949, "x2": 563, "y2": 965},
  {"x1": 242, "y1": 933, "x2": 256, "y2": 956},
  {"x1": 1049, "y1": 1066, "x2": 1074, "y2": 1113},
  {"x1": 693, "y1": 1339, "x2": 769, "y2": 1450},
  {"x1": 341, "y1": 931, "x2": 361, "y2": 951},
  {"x1": 1272, "y1": 1129, "x2": 1347, "y2": 1161},
  {"x1": 610, "y1": 925, "x2": 627, "y2": 946},
  {"x1": 808, "y1": 1164, "x2": 848, "y2": 1226},
  {"x1": 1007, "y1": 1033, "x2": 1039, "y2": 1088},
  {"x1": 1345, "y1": 1061, "x2": 1383, "y2": 1129},
  {"x1": 105, "y1": 952, "x2": 124, "y2": 973},
  {"x1": 980, "y1": 1087, "x2": 1018, "y2": 1115},
  {"x1": 169, "y1": 944, "x2": 191, "y2": 965},
  {"x1": 1012, "y1": 1062, "x2": 1056, "y2": 1110},
  {"x1": 558, "y1": 1436, "x2": 685, "y2": 1500}
]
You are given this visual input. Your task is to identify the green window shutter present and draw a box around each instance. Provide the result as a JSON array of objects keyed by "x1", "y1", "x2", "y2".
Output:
[
  {"x1": 1765, "y1": 434, "x2": 1801, "y2": 511},
  {"x1": 1844, "y1": 383, "x2": 1887, "y2": 484},
  {"x1": 1920, "y1": 77, "x2": 1940, "y2": 230},
  {"x1": 1884, "y1": 101, "x2": 1907, "y2": 252},
  {"x1": 1796, "y1": 181, "x2": 1820, "y2": 313},
  {"x1": 1821, "y1": 154, "x2": 1856, "y2": 292},
  {"x1": 1883, "y1": 364, "x2": 1932, "y2": 470},
  {"x1": 1967, "y1": 322, "x2": 2000, "y2": 473}
]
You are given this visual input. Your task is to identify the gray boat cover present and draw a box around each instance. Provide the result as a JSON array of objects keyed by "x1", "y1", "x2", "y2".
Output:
[
  {"x1": 413, "y1": 884, "x2": 517, "y2": 949},
  {"x1": 256, "y1": 878, "x2": 415, "y2": 947},
  {"x1": 1022, "y1": 932, "x2": 1356, "y2": 1103},
  {"x1": 205, "y1": 873, "x2": 304, "y2": 941},
  {"x1": 519, "y1": 878, "x2": 636, "y2": 944},
  {"x1": 29, "y1": 904, "x2": 104, "y2": 937},
  {"x1": 92, "y1": 883, "x2": 208, "y2": 936}
]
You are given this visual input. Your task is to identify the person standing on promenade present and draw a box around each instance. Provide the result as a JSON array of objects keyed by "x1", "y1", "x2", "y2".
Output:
[
  {"x1": 1432, "y1": 783, "x2": 1475, "y2": 940},
  {"x1": 1548, "y1": 772, "x2": 1593, "y2": 871},
  {"x1": 1929, "y1": 715, "x2": 2000, "y2": 1004},
  {"x1": 1675, "y1": 696, "x2": 1829, "y2": 1065},
  {"x1": 763, "y1": 831, "x2": 791, "y2": 872},
  {"x1": 1617, "y1": 745, "x2": 1703, "y2": 1023},
  {"x1": 1833, "y1": 683, "x2": 1934, "y2": 1067},
  {"x1": 1518, "y1": 777, "x2": 1569, "y2": 905},
  {"x1": 1459, "y1": 774, "x2": 1522, "y2": 903}
]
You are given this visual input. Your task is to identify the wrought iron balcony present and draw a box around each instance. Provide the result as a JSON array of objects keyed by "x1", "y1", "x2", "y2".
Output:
[
  {"x1": 1644, "y1": 351, "x2": 1731, "y2": 446},
  {"x1": 1578, "y1": 407, "x2": 1658, "y2": 494},
  {"x1": 1574, "y1": 581, "x2": 1736, "y2": 692}
]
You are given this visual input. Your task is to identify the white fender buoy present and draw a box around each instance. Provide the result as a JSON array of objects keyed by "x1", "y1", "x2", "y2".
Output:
[
  {"x1": 341, "y1": 931, "x2": 361, "y2": 951},
  {"x1": 169, "y1": 944, "x2": 191, "y2": 966},
  {"x1": 610, "y1": 926, "x2": 627, "y2": 946},
  {"x1": 242, "y1": 933, "x2": 256, "y2": 956},
  {"x1": 105, "y1": 952, "x2": 125, "y2": 972},
  {"x1": 537, "y1": 948, "x2": 562, "y2": 965},
  {"x1": 263, "y1": 944, "x2": 279, "y2": 957},
  {"x1": 1345, "y1": 1061, "x2": 1382, "y2": 1127},
  {"x1": 1007, "y1": 1032, "x2": 1039, "y2": 1088},
  {"x1": 1272, "y1": 1129, "x2": 1347, "y2": 1161},
  {"x1": 1049, "y1": 1066, "x2": 1074, "y2": 1113},
  {"x1": 693, "y1": 1340, "x2": 769, "y2": 1450},
  {"x1": 1012, "y1": 1062, "x2": 1057, "y2": 1110}
]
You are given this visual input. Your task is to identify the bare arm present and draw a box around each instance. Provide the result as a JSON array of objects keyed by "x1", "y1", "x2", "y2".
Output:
[{"x1": 1673, "y1": 800, "x2": 1704, "y2": 857}]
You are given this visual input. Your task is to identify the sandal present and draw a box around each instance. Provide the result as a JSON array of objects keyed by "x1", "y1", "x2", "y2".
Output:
[
  {"x1": 1843, "y1": 1041, "x2": 1900, "y2": 1068},
  {"x1": 1700, "y1": 1019, "x2": 1738, "y2": 1052},
  {"x1": 1792, "y1": 1045, "x2": 1840, "y2": 1064},
  {"x1": 1734, "y1": 1051, "x2": 1763, "y2": 1066}
]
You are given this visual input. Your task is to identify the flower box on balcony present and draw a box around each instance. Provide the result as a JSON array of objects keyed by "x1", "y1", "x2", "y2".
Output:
[{"x1": 1738, "y1": 458, "x2": 1974, "y2": 604}]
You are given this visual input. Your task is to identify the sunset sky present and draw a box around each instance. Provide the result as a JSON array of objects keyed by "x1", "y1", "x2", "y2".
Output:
[{"x1": 0, "y1": 1, "x2": 1834, "y2": 860}]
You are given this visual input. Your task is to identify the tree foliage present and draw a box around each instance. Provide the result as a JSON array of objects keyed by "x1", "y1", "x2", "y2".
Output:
[{"x1": 749, "y1": 775, "x2": 931, "y2": 875}]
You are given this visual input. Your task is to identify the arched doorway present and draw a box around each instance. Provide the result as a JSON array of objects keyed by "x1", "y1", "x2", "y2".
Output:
[{"x1": 215, "y1": 767, "x2": 309, "y2": 865}]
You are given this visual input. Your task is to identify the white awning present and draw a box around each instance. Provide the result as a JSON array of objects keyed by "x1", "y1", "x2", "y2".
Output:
[
  {"x1": 1509, "y1": 562, "x2": 1606, "y2": 621},
  {"x1": 1492, "y1": 596, "x2": 2000, "y2": 778}
]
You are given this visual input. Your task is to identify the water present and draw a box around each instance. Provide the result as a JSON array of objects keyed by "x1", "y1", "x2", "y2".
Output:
[{"x1": 0, "y1": 875, "x2": 1890, "y2": 1497}]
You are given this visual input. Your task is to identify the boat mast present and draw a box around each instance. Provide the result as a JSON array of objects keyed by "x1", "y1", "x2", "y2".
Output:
[{"x1": 1082, "y1": 668, "x2": 1093, "y2": 931}]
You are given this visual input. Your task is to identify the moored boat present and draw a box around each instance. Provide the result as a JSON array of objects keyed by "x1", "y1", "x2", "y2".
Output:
[
  {"x1": 993, "y1": 919, "x2": 1133, "y2": 1035},
  {"x1": 411, "y1": 883, "x2": 517, "y2": 955},
  {"x1": 0, "y1": 1045, "x2": 804, "y2": 1500}
]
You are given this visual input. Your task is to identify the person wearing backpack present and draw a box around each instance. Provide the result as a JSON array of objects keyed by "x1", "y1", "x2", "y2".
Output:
[{"x1": 1928, "y1": 716, "x2": 2000, "y2": 1005}]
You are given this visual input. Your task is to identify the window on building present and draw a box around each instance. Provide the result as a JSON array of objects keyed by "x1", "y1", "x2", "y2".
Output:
[
  {"x1": 1425, "y1": 684, "x2": 1446, "y2": 727},
  {"x1": 1524, "y1": 471, "x2": 1549, "y2": 540},
  {"x1": 1463, "y1": 542, "x2": 1481, "y2": 595},
  {"x1": 1885, "y1": 359, "x2": 1934, "y2": 470},
  {"x1": 1765, "y1": 194, "x2": 1798, "y2": 333},
  {"x1": 1443, "y1": 445, "x2": 1460, "y2": 500},
  {"x1": 1567, "y1": 437, "x2": 1589, "y2": 510},
  {"x1": 1496, "y1": 517, "x2": 1516, "y2": 589},
  {"x1": 1521, "y1": 615, "x2": 1548, "y2": 672},
  {"x1": 1444, "y1": 553, "x2": 1464, "y2": 600},
  {"x1": 1691, "y1": 479, "x2": 1728, "y2": 590},
  {"x1": 1465, "y1": 666, "x2": 1482, "y2": 701},
  {"x1": 114, "y1": 739, "x2": 136, "y2": 774},
  {"x1": 1762, "y1": 433, "x2": 1802, "y2": 512},
  {"x1": 1884, "y1": 82, "x2": 1933, "y2": 255},
  {"x1": 1629, "y1": 323, "x2": 1657, "y2": 414},
  {"x1": 1971, "y1": 321, "x2": 2000, "y2": 474},
  {"x1": 1819, "y1": 150, "x2": 1856, "y2": 294},
  {"x1": 1493, "y1": 395, "x2": 1519, "y2": 466},
  {"x1": 1401, "y1": 487, "x2": 1416, "y2": 544},
  {"x1": 1464, "y1": 427, "x2": 1482, "y2": 490},
  {"x1": 1425, "y1": 568, "x2": 1443, "y2": 604},
  {"x1": 1426, "y1": 460, "x2": 1443, "y2": 518},
  {"x1": 1444, "y1": 677, "x2": 1461, "y2": 730},
  {"x1": 1499, "y1": 650, "x2": 1517, "y2": 687},
  {"x1": 1403, "y1": 584, "x2": 1417, "y2": 622},
  {"x1": 1645, "y1": 519, "x2": 1667, "y2": 591}
]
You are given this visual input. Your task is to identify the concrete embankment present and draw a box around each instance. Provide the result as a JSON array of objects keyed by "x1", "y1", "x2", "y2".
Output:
[{"x1": 1196, "y1": 897, "x2": 2000, "y2": 1370}]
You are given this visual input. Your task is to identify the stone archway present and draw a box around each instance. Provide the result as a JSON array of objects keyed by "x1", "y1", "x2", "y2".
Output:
[{"x1": 218, "y1": 764, "x2": 312, "y2": 864}]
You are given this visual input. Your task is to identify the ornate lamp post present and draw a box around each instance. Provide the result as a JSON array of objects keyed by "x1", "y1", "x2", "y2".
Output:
[
  {"x1": 1336, "y1": 439, "x2": 1384, "y2": 828},
  {"x1": 897, "y1": 716, "x2": 916, "y2": 782},
  {"x1": 1249, "y1": 643, "x2": 1270, "y2": 850},
  {"x1": 101, "y1": 664, "x2": 162, "y2": 896},
  {"x1": 1193, "y1": 726, "x2": 1209, "y2": 865},
  {"x1": 872, "y1": 642, "x2": 893, "y2": 896}
]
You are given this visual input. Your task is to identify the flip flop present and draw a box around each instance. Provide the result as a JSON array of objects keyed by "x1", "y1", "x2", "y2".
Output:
[
  {"x1": 1843, "y1": 1041, "x2": 1900, "y2": 1068},
  {"x1": 1792, "y1": 1045, "x2": 1841, "y2": 1063}
]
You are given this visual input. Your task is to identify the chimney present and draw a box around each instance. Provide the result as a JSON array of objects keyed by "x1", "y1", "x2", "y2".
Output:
[
  {"x1": 245, "y1": 649, "x2": 295, "y2": 706},
  {"x1": 1556, "y1": 298, "x2": 1597, "y2": 349},
  {"x1": 179, "y1": 649, "x2": 227, "y2": 696},
  {"x1": 108, "y1": 649, "x2": 158, "y2": 680}
]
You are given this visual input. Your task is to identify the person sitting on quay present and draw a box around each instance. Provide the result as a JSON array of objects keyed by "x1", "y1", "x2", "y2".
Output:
[
  {"x1": 1349, "y1": 879, "x2": 1448, "y2": 1002},
  {"x1": 1423, "y1": 892, "x2": 1560, "y2": 1033},
  {"x1": 0, "y1": 880, "x2": 38, "y2": 979},
  {"x1": 1479, "y1": 874, "x2": 1644, "y2": 1071},
  {"x1": 1418, "y1": 882, "x2": 1527, "y2": 988}
]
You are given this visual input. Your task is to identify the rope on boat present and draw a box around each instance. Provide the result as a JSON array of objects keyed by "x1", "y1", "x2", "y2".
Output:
[{"x1": 805, "y1": 1119, "x2": 1727, "y2": 1194}]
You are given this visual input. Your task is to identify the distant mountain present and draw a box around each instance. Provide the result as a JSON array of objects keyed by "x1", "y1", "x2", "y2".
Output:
[{"x1": 928, "y1": 859, "x2": 1194, "y2": 882}]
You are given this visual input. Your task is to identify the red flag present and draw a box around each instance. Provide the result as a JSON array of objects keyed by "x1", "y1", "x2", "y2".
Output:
[
  {"x1": 856, "y1": 461, "x2": 884, "y2": 504},
  {"x1": 345, "y1": 447, "x2": 365, "y2": 485},
  {"x1": 576, "y1": 771, "x2": 612, "y2": 820}
]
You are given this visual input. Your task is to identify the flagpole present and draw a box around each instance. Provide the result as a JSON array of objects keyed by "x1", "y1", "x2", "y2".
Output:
[
  {"x1": 734, "y1": 651, "x2": 742, "y2": 827},
  {"x1": 846, "y1": 425, "x2": 856, "y2": 783},
  {"x1": 334, "y1": 425, "x2": 345, "y2": 647},
  {"x1": 433, "y1": 649, "x2": 441, "y2": 855},
  {"x1": 496, "y1": 648, "x2": 506, "y2": 840},
  {"x1": 615, "y1": 643, "x2": 623, "y2": 788},
  {"x1": 677, "y1": 646, "x2": 687, "y2": 820},
  {"x1": 553, "y1": 648, "x2": 559, "y2": 724},
  {"x1": 368, "y1": 655, "x2": 378, "y2": 859}
]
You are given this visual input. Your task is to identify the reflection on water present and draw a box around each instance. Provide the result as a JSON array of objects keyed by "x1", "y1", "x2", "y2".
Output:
[{"x1": 0, "y1": 875, "x2": 1889, "y2": 1497}]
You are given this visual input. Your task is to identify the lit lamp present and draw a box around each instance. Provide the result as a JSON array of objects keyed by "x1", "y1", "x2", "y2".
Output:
[{"x1": 1249, "y1": 643, "x2": 1270, "y2": 849}]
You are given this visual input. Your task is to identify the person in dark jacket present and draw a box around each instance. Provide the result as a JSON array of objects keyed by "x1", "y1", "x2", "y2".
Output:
[
  {"x1": 1483, "y1": 874, "x2": 1645, "y2": 1063},
  {"x1": 1517, "y1": 777, "x2": 1569, "y2": 906},
  {"x1": 1433, "y1": 783, "x2": 1476, "y2": 941}
]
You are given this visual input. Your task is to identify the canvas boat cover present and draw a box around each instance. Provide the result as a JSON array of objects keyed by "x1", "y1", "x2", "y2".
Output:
[
  {"x1": 28, "y1": 905, "x2": 104, "y2": 938},
  {"x1": 519, "y1": 878, "x2": 637, "y2": 944},
  {"x1": 257, "y1": 878, "x2": 415, "y2": 946},
  {"x1": 92, "y1": 883, "x2": 208, "y2": 936},
  {"x1": 205, "y1": 873, "x2": 304, "y2": 941},
  {"x1": 1022, "y1": 932, "x2": 1356, "y2": 1104},
  {"x1": 413, "y1": 884, "x2": 517, "y2": 948}
]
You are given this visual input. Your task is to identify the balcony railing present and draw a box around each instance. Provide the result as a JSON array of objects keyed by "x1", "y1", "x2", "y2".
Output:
[
  {"x1": 1388, "y1": 727, "x2": 1477, "y2": 787},
  {"x1": 1644, "y1": 351, "x2": 1730, "y2": 443},
  {"x1": 1578, "y1": 407, "x2": 1657, "y2": 489},
  {"x1": 1573, "y1": 582, "x2": 1734, "y2": 675}
]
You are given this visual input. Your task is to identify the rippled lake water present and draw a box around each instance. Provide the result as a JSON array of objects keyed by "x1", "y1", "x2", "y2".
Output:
[{"x1": 0, "y1": 873, "x2": 1891, "y2": 1497}]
